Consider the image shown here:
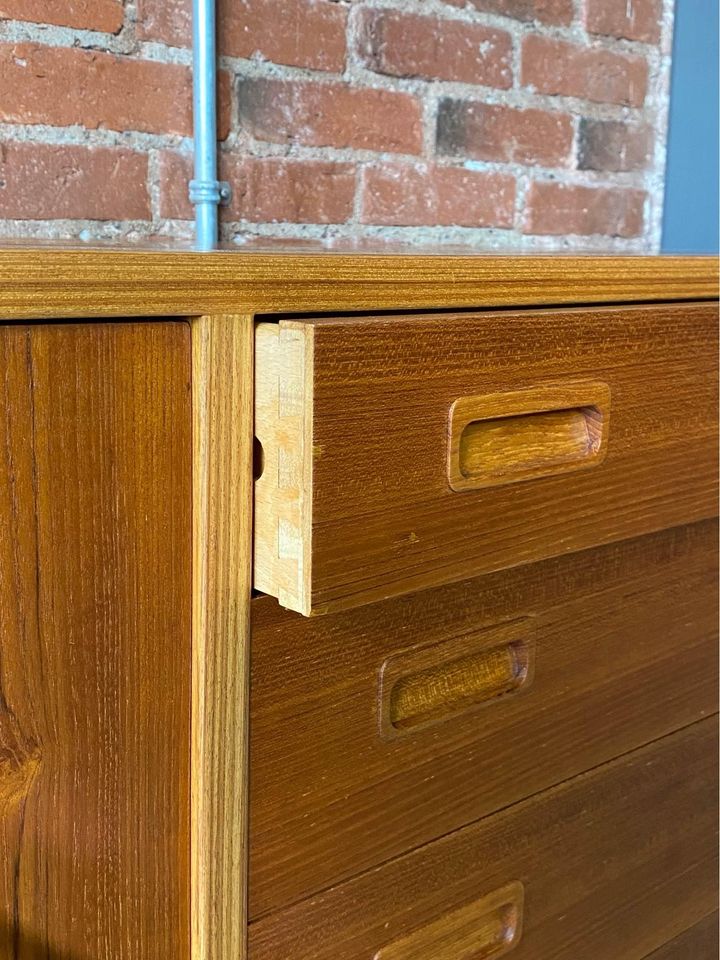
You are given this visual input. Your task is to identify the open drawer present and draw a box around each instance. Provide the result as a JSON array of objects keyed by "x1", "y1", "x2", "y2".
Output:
[{"x1": 254, "y1": 302, "x2": 718, "y2": 615}]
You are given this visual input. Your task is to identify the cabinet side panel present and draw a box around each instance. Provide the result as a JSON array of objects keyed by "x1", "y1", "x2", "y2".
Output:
[{"x1": 0, "y1": 322, "x2": 192, "y2": 959}]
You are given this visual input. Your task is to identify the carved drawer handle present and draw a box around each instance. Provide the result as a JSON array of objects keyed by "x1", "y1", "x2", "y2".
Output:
[
  {"x1": 374, "y1": 882, "x2": 524, "y2": 960},
  {"x1": 448, "y1": 380, "x2": 610, "y2": 491},
  {"x1": 379, "y1": 619, "x2": 535, "y2": 737}
]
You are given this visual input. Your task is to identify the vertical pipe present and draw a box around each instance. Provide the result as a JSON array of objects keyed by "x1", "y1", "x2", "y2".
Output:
[{"x1": 191, "y1": 0, "x2": 219, "y2": 251}]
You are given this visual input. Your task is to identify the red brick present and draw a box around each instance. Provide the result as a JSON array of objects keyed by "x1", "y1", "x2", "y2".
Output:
[
  {"x1": 359, "y1": 9, "x2": 512, "y2": 88},
  {"x1": 224, "y1": 0, "x2": 346, "y2": 70},
  {"x1": 525, "y1": 182, "x2": 645, "y2": 237},
  {"x1": 137, "y1": 0, "x2": 347, "y2": 71},
  {"x1": 437, "y1": 99, "x2": 573, "y2": 167},
  {"x1": 159, "y1": 152, "x2": 355, "y2": 223},
  {"x1": 578, "y1": 119, "x2": 652, "y2": 172},
  {"x1": 443, "y1": 0, "x2": 573, "y2": 26},
  {"x1": 0, "y1": 0, "x2": 124, "y2": 32},
  {"x1": 0, "y1": 142, "x2": 149, "y2": 219},
  {"x1": 0, "y1": 43, "x2": 231, "y2": 138},
  {"x1": 585, "y1": 0, "x2": 662, "y2": 44},
  {"x1": 238, "y1": 79, "x2": 423, "y2": 155},
  {"x1": 522, "y1": 35, "x2": 648, "y2": 107},
  {"x1": 361, "y1": 164, "x2": 515, "y2": 228},
  {"x1": 135, "y1": 0, "x2": 189, "y2": 46}
]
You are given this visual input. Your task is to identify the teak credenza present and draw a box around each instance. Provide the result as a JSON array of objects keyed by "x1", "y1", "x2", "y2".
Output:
[{"x1": 0, "y1": 248, "x2": 717, "y2": 960}]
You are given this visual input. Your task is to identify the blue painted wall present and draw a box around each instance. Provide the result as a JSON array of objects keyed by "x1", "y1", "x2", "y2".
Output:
[{"x1": 662, "y1": 0, "x2": 719, "y2": 252}]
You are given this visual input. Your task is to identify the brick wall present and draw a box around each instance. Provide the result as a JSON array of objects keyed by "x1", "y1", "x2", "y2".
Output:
[{"x1": 0, "y1": 0, "x2": 674, "y2": 249}]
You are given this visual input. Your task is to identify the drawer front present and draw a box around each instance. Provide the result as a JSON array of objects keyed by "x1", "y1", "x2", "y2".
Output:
[
  {"x1": 254, "y1": 302, "x2": 717, "y2": 615},
  {"x1": 248, "y1": 521, "x2": 718, "y2": 917},
  {"x1": 249, "y1": 720, "x2": 718, "y2": 960}
]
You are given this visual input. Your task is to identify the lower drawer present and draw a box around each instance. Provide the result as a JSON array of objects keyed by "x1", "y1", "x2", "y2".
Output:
[
  {"x1": 249, "y1": 521, "x2": 718, "y2": 917},
  {"x1": 249, "y1": 719, "x2": 718, "y2": 960}
]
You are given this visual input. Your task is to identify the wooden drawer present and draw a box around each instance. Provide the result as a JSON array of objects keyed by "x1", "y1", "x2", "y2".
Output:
[
  {"x1": 254, "y1": 302, "x2": 718, "y2": 615},
  {"x1": 248, "y1": 520, "x2": 718, "y2": 918},
  {"x1": 249, "y1": 719, "x2": 718, "y2": 960}
]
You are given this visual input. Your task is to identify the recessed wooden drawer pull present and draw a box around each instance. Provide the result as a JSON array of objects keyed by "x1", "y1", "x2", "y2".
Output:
[
  {"x1": 449, "y1": 381, "x2": 610, "y2": 491},
  {"x1": 389, "y1": 642, "x2": 529, "y2": 731},
  {"x1": 380, "y1": 619, "x2": 534, "y2": 736},
  {"x1": 374, "y1": 882, "x2": 524, "y2": 960}
]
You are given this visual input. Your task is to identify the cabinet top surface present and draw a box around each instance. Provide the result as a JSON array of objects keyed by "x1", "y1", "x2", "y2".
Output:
[{"x1": 0, "y1": 244, "x2": 716, "y2": 319}]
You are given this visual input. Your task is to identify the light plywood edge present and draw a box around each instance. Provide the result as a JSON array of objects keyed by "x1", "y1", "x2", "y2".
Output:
[
  {"x1": 254, "y1": 321, "x2": 314, "y2": 616},
  {"x1": 192, "y1": 314, "x2": 254, "y2": 960}
]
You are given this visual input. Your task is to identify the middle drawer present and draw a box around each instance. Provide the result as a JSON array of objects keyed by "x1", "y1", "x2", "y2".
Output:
[{"x1": 248, "y1": 520, "x2": 717, "y2": 919}]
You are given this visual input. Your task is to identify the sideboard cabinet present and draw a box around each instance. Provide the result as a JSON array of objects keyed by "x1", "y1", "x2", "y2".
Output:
[{"x1": 0, "y1": 248, "x2": 716, "y2": 959}]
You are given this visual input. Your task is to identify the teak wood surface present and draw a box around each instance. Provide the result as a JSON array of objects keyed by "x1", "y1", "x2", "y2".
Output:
[
  {"x1": 0, "y1": 250, "x2": 716, "y2": 960},
  {"x1": 645, "y1": 913, "x2": 718, "y2": 959},
  {"x1": 374, "y1": 880, "x2": 525, "y2": 960},
  {"x1": 255, "y1": 302, "x2": 718, "y2": 614},
  {"x1": 0, "y1": 322, "x2": 192, "y2": 959},
  {"x1": 192, "y1": 315, "x2": 254, "y2": 960},
  {"x1": 249, "y1": 718, "x2": 718, "y2": 960},
  {"x1": 249, "y1": 520, "x2": 718, "y2": 918},
  {"x1": 0, "y1": 247, "x2": 716, "y2": 319},
  {"x1": 447, "y1": 380, "x2": 610, "y2": 491}
]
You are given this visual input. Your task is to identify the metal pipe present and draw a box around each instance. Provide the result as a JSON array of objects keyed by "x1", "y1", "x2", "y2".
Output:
[{"x1": 190, "y1": 0, "x2": 229, "y2": 250}]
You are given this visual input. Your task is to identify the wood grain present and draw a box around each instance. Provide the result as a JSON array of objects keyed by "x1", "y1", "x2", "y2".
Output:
[
  {"x1": 643, "y1": 913, "x2": 718, "y2": 959},
  {"x1": 254, "y1": 323, "x2": 313, "y2": 613},
  {"x1": 0, "y1": 322, "x2": 192, "y2": 958},
  {"x1": 254, "y1": 302, "x2": 718, "y2": 613},
  {"x1": 192, "y1": 315, "x2": 254, "y2": 960},
  {"x1": 249, "y1": 718, "x2": 719, "y2": 960},
  {"x1": 448, "y1": 380, "x2": 610, "y2": 491},
  {"x1": 380, "y1": 618, "x2": 535, "y2": 735},
  {"x1": 248, "y1": 521, "x2": 718, "y2": 917},
  {"x1": 375, "y1": 881, "x2": 524, "y2": 960},
  {"x1": 0, "y1": 248, "x2": 715, "y2": 320}
]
